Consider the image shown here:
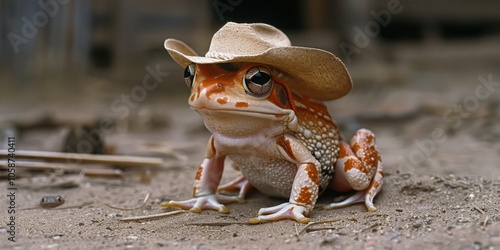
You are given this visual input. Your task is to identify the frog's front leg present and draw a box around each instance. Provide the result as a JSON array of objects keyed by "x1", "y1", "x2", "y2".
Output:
[
  {"x1": 162, "y1": 136, "x2": 242, "y2": 214},
  {"x1": 325, "y1": 128, "x2": 383, "y2": 212},
  {"x1": 249, "y1": 134, "x2": 320, "y2": 224}
]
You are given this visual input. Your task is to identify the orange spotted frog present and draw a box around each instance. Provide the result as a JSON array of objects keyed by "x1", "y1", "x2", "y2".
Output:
[{"x1": 163, "y1": 22, "x2": 383, "y2": 224}]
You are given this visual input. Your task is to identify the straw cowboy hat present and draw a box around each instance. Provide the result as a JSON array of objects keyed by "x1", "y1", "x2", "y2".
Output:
[{"x1": 164, "y1": 22, "x2": 352, "y2": 100}]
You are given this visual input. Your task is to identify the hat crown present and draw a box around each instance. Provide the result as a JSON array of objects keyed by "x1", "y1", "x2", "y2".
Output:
[
  {"x1": 205, "y1": 22, "x2": 291, "y2": 60},
  {"x1": 164, "y1": 22, "x2": 352, "y2": 100}
]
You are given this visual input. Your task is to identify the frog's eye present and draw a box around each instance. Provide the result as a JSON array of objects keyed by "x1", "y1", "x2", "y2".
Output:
[
  {"x1": 184, "y1": 63, "x2": 196, "y2": 88},
  {"x1": 244, "y1": 66, "x2": 273, "y2": 97},
  {"x1": 56, "y1": 196, "x2": 63, "y2": 202}
]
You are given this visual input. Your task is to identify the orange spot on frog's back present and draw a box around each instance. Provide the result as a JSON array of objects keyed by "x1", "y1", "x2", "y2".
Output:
[
  {"x1": 235, "y1": 102, "x2": 248, "y2": 108},
  {"x1": 343, "y1": 158, "x2": 367, "y2": 174},
  {"x1": 352, "y1": 132, "x2": 380, "y2": 169}
]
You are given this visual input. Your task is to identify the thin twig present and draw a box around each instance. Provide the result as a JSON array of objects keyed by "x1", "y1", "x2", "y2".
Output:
[
  {"x1": 104, "y1": 192, "x2": 150, "y2": 211},
  {"x1": 119, "y1": 210, "x2": 186, "y2": 222},
  {"x1": 483, "y1": 216, "x2": 490, "y2": 227},
  {"x1": 82, "y1": 168, "x2": 123, "y2": 178},
  {"x1": 0, "y1": 161, "x2": 78, "y2": 171},
  {"x1": 185, "y1": 221, "x2": 248, "y2": 226},
  {"x1": 0, "y1": 150, "x2": 163, "y2": 167},
  {"x1": 298, "y1": 219, "x2": 341, "y2": 235},
  {"x1": 473, "y1": 205, "x2": 485, "y2": 214},
  {"x1": 303, "y1": 227, "x2": 337, "y2": 233},
  {"x1": 0, "y1": 161, "x2": 126, "y2": 180}
]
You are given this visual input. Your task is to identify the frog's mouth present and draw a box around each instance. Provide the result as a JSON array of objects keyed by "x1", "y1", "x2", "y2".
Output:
[
  {"x1": 192, "y1": 107, "x2": 291, "y2": 137},
  {"x1": 191, "y1": 107, "x2": 290, "y2": 120}
]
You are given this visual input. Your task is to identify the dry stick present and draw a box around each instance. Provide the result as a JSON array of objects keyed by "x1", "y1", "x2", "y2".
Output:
[
  {"x1": 298, "y1": 219, "x2": 341, "y2": 235},
  {"x1": 185, "y1": 222, "x2": 248, "y2": 226},
  {"x1": 303, "y1": 227, "x2": 337, "y2": 233},
  {"x1": 104, "y1": 192, "x2": 150, "y2": 211},
  {"x1": 0, "y1": 150, "x2": 163, "y2": 168},
  {"x1": 82, "y1": 168, "x2": 123, "y2": 178},
  {"x1": 483, "y1": 216, "x2": 490, "y2": 227},
  {"x1": 0, "y1": 161, "x2": 124, "y2": 179},
  {"x1": 119, "y1": 210, "x2": 186, "y2": 222},
  {"x1": 0, "y1": 161, "x2": 77, "y2": 171},
  {"x1": 473, "y1": 205, "x2": 485, "y2": 214}
]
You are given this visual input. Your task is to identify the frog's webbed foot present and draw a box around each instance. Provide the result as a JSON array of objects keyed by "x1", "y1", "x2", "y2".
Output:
[
  {"x1": 217, "y1": 176, "x2": 253, "y2": 200},
  {"x1": 162, "y1": 194, "x2": 243, "y2": 214},
  {"x1": 248, "y1": 202, "x2": 310, "y2": 224}
]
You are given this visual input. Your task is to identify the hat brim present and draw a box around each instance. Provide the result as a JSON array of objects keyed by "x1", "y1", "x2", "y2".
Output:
[{"x1": 165, "y1": 39, "x2": 352, "y2": 101}]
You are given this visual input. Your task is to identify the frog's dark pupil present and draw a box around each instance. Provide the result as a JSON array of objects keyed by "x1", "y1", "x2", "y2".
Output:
[
  {"x1": 251, "y1": 72, "x2": 270, "y2": 85},
  {"x1": 184, "y1": 66, "x2": 192, "y2": 78}
]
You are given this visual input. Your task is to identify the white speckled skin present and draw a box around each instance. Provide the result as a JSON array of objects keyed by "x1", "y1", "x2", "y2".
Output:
[{"x1": 163, "y1": 63, "x2": 384, "y2": 223}]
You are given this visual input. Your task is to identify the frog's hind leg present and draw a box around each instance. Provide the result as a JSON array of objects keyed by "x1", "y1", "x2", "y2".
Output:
[
  {"x1": 325, "y1": 129, "x2": 383, "y2": 212},
  {"x1": 217, "y1": 176, "x2": 253, "y2": 200}
]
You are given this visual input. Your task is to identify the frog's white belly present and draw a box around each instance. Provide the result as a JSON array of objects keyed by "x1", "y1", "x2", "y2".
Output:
[{"x1": 228, "y1": 155, "x2": 297, "y2": 198}]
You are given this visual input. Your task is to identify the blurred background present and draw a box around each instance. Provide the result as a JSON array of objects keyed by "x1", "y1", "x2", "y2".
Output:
[{"x1": 0, "y1": 0, "x2": 499, "y2": 171}]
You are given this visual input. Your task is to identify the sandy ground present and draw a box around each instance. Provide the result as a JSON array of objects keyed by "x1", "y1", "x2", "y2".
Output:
[{"x1": 1, "y1": 49, "x2": 500, "y2": 249}]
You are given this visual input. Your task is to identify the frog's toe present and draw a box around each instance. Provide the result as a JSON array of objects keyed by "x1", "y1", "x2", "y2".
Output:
[
  {"x1": 323, "y1": 191, "x2": 365, "y2": 210},
  {"x1": 323, "y1": 190, "x2": 378, "y2": 212},
  {"x1": 161, "y1": 194, "x2": 240, "y2": 214},
  {"x1": 217, "y1": 176, "x2": 253, "y2": 200},
  {"x1": 248, "y1": 203, "x2": 310, "y2": 224}
]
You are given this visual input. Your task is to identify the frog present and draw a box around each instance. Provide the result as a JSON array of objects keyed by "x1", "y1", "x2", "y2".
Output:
[{"x1": 163, "y1": 22, "x2": 383, "y2": 224}]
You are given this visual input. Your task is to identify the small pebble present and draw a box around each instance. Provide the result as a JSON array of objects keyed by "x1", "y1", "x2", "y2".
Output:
[
  {"x1": 412, "y1": 221, "x2": 423, "y2": 228},
  {"x1": 127, "y1": 235, "x2": 138, "y2": 241}
]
